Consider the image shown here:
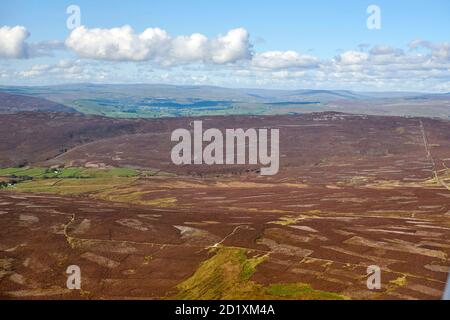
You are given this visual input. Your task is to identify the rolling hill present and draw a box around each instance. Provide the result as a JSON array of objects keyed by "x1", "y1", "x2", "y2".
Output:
[{"x1": 0, "y1": 92, "x2": 77, "y2": 114}]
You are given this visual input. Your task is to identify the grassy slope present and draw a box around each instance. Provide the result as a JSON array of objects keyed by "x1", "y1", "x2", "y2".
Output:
[
  {"x1": 0, "y1": 167, "x2": 143, "y2": 195},
  {"x1": 0, "y1": 167, "x2": 177, "y2": 207},
  {"x1": 9, "y1": 177, "x2": 136, "y2": 195},
  {"x1": 0, "y1": 167, "x2": 142, "y2": 179},
  {"x1": 174, "y1": 247, "x2": 348, "y2": 300}
]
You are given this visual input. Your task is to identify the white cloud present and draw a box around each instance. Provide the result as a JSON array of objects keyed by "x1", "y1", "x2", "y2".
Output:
[
  {"x1": 410, "y1": 40, "x2": 450, "y2": 62},
  {"x1": 0, "y1": 26, "x2": 29, "y2": 59},
  {"x1": 17, "y1": 64, "x2": 50, "y2": 77},
  {"x1": 0, "y1": 67, "x2": 9, "y2": 78},
  {"x1": 336, "y1": 51, "x2": 369, "y2": 65},
  {"x1": 271, "y1": 70, "x2": 306, "y2": 79},
  {"x1": 432, "y1": 44, "x2": 450, "y2": 62},
  {"x1": 28, "y1": 40, "x2": 66, "y2": 57},
  {"x1": 171, "y1": 33, "x2": 208, "y2": 62},
  {"x1": 65, "y1": 25, "x2": 252, "y2": 65},
  {"x1": 65, "y1": 25, "x2": 162, "y2": 61},
  {"x1": 252, "y1": 50, "x2": 319, "y2": 70},
  {"x1": 0, "y1": 26, "x2": 66, "y2": 59},
  {"x1": 409, "y1": 39, "x2": 431, "y2": 50},
  {"x1": 317, "y1": 42, "x2": 450, "y2": 91},
  {"x1": 369, "y1": 45, "x2": 403, "y2": 56},
  {"x1": 209, "y1": 28, "x2": 252, "y2": 64},
  {"x1": 16, "y1": 59, "x2": 96, "y2": 80},
  {"x1": 2, "y1": 23, "x2": 448, "y2": 92}
]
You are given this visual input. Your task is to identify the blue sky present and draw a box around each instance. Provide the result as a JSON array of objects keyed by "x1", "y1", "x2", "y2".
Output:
[{"x1": 0, "y1": 0, "x2": 449, "y2": 91}]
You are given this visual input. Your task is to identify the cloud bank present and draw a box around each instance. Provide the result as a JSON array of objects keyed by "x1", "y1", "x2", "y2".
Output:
[
  {"x1": 65, "y1": 25, "x2": 252, "y2": 65},
  {"x1": 1, "y1": 24, "x2": 449, "y2": 91}
]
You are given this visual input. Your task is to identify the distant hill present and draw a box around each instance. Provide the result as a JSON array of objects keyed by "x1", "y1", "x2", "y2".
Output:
[
  {"x1": 0, "y1": 112, "x2": 151, "y2": 167},
  {"x1": 1, "y1": 111, "x2": 449, "y2": 175},
  {"x1": 0, "y1": 84, "x2": 448, "y2": 119},
  {"x1": 0, "y1": 92, "x2": 77, "y2": 114}
]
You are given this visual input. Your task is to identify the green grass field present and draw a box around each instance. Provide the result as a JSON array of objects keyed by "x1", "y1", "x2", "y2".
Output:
[
  {"x1": 8, "y1": 177, "x2": 136, "y2": 195},
  {"x1": 0, "y1": 167, "x2": 150, "y2": 195},
  {"x1": 0, "y1": 167, "x2": 150, "y2": 179}
]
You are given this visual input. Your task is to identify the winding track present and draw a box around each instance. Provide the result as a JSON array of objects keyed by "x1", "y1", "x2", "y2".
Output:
[{"x1": 419, "y1": 120, "x2": 450, "y2": 192}]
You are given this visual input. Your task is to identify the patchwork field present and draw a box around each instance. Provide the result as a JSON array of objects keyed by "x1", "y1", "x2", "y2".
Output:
[{"x1": 0, "y1": 112, "x2": 449, "y2": 300}]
